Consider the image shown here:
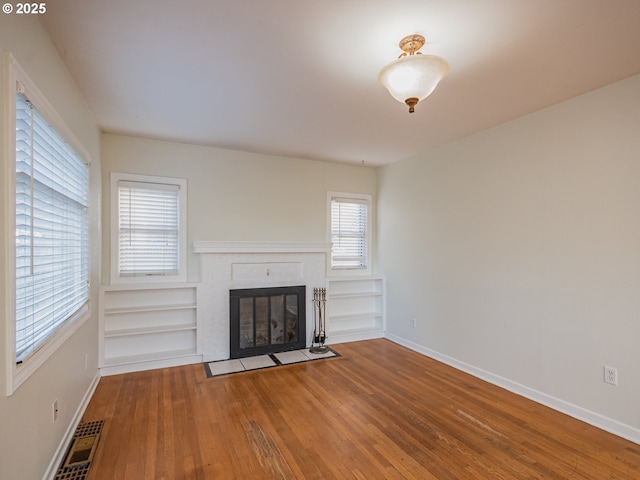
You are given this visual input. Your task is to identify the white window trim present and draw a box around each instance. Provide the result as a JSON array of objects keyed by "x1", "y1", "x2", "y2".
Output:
[
  {"x1": 110, "y1": 172, "x2": 188, "y2": 284},
  {"x1": 3, "y1": 52, "x2": 92, "y2": 396},
  {"x1": 326, "y1": 191, "x2": 372, "y2": 276}
]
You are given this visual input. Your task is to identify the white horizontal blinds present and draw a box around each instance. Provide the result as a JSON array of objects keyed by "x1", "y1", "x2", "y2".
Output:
[
  {"x1": 118, "y1": 180, "x2": 180, "y2": 276},
  {"x1": 15, "y1": 92, "x2": 89, "y2": 363},
  {"x1": 331, "y1": 197, "x2": 368, "y2": 268}
]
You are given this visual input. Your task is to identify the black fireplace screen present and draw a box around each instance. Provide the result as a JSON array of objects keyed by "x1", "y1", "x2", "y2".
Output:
[{"x1": 229, "y1": 285, "x2": 306, "y2": 358}]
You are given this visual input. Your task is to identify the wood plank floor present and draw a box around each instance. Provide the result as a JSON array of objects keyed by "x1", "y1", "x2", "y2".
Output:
[{"x1": 83, "y1": 339, "x2": 640, "y2": 479}]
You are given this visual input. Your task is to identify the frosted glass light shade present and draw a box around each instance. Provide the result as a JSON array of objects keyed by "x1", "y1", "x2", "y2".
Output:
[{"x1": 378, "y1": 54, "x2": 450, "y2": 105}]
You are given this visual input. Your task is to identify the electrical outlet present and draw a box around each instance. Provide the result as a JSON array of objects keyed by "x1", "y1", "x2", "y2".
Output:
[
  {"x1": 411, "y1": 317, "x2": 417, "y2": 328},
  {"x1": 52, "y1": 400, "x2": 59, "y2": 423},
  {"x1": 604, "y1": 366, "x2": 618, "y2": 386}
]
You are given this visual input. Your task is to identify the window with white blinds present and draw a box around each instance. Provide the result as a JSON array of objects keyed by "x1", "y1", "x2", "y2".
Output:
[
  {"x1": 330, "y1": 195, "x2": 370, "y2": 269},
  {"x1": 114, "y1": 174, "x2": 186, "y2": 280},
  {"x1": 15, "y1": 92, "x2": 90, "y2": 363}
]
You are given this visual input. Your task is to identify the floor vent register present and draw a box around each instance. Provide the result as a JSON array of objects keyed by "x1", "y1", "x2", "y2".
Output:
[{"x1": 54, "y1": 420, "x2": 103, "y2": 480}]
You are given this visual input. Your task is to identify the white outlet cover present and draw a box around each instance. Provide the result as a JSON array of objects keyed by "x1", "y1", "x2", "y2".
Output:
[{"x1": 604, "y1": 366, "x2": 618, "y2": 385}]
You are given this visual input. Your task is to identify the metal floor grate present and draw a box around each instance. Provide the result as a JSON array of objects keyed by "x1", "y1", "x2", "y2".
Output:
[
  {"x1": 54, "y1": 464, "x2": 91, "y2": 480},
  {"x1": 54, "y1": 420, "x2": 104, "y2": 480},
  {"x1": 73, "y1": 420, "x2": 103, "y2": 439}
]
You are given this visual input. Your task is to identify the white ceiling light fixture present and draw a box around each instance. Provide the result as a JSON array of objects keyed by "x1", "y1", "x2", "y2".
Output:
[{"x1": 378, "y1": 34, "x2": 450, "y2": 113}]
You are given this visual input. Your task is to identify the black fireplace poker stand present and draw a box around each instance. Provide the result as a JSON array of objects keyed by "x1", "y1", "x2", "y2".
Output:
[{"x1": 310, "y1": 287, "x2": 329, "y2": 354}]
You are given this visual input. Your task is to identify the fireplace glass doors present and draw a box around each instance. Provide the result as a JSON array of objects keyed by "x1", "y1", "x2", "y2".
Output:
[{"x1": 229, "y1": 286, "x2": 306, "y2": 358}]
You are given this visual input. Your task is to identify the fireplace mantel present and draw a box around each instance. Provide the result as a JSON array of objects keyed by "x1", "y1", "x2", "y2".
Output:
[
  {"x1": 193, "y1": 241, "x2": 331, "y2": 254},
  {"x1": 194, "y1": 241, "x2": 330, "y2": 361}
]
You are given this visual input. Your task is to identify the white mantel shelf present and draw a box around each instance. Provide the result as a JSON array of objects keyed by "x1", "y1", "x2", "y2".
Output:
[{"x1": 193, "y1": 241, "x2": 331, "y2": 254}]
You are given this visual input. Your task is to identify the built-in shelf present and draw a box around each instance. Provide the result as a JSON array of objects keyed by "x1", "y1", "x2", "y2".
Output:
[
  {"x1": 104, "y1": 324, "x2": 197, "y2": 338},
  {"x1": 329, "y1": 292, "x2": 382, "y2": 299},
  {"x1": 102, "y1": 349, "x2": 200, "y2": 368},
  {"x1": 328, "y1": 312, "x2": 383, "y2": 321},
  {"x1": 326, "y1": 275, "x2": 385, "y2": 343},
  {"x1": 104, "y1": 304, "x2": 197, "y2": 315},
  {"x1": 100, "y1": 284, "x2": 201, "y2": 375}
]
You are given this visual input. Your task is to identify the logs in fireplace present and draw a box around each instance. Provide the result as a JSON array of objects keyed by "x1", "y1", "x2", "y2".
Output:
[{"x1": 229, "y1": 286, "x2": 306, "y2": 359}]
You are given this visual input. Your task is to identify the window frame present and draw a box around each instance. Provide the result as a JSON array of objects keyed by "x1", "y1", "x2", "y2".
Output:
[
  {"x1": 4, "y1": 53, "x2": 93, "y2": 395},
  {"x1": 326, "y1": 191, "x2": 372, "y2": 275},
  {"x1": 110, "y1": 172, "x2": 187, "y2": 284}
]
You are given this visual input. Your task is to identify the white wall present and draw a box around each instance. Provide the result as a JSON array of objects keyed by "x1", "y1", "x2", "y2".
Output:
[
  {"x1": 101, "y1": 134, "x2": 377, "y2": 283},
  {"x1": 0, "y1": 14, "x2": 101, "y2": 480},
  {"x1": 377, "y1": 74, "x2": 640, "y2": 439}
]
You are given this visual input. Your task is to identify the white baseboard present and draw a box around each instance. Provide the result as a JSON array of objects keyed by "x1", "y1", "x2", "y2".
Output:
[
  {"x1": 42, "y1": 372, "x2": 101, "y2": 480},
  {"x1": 328, "y1": 329, "x2": 385, "y2": 345},
  {"x1": 385, "y1": 332, "x2": 640, "y2": 446}
]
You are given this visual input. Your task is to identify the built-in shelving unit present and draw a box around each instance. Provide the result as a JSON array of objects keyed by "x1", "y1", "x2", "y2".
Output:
[
  {"x1": 326, "y1": 275, "x2": 385, "y2": 343},
  {"x1": 99, "y1": 284, "x2": 201, "y2": 375}
]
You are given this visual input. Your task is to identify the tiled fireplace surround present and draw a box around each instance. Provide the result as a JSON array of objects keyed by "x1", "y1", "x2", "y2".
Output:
[{"x1": 193, "y1": 241, "x2": 331, "y2": 362}]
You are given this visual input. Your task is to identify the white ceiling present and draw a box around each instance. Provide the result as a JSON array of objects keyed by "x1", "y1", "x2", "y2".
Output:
[{"x1": 41, "y1": 0, "x2": 640, "y2": 166}]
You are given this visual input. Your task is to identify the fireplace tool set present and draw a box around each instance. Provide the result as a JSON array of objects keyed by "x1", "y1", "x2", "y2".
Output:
[{"x1": 310, "y1": 287, "x2": 329, "y2": 354}]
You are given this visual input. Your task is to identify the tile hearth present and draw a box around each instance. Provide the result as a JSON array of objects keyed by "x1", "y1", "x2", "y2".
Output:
[{"x1": 204, "y1": 348, "x2": 338, "y2": 378}]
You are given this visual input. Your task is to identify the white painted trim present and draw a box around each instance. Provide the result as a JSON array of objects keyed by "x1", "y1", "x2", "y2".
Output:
[
  {"x1": 110, "y1": 172, "x2": 188, "y2": 285},
  {"x1": 9, "y1": 309, "x2": 90, "y2": 395},
  {"x1": 326, "y1": 191, "x2": 373, "y2": 276},
  {"x1": 100, "y1": 354, "x2": 203, "y2": 376},
  {"x1": 328, "y1": 330, "x2": 385, "y2": 344},
  {"x1": 193, "y1": 241, "x2": 331, "y2": 254},
  {"x1": 7, "y1": 53, "x2": 91, "y2": 165},
  {"x1": 101, "y1": 281, "x2": 198, "y2": 292},
  {"x1": 385, "y1": 332, "x2": 640, "y2": 446},
  {"x1": 326, "y1": 274, "x2": 387, "y2": 282},
  {"x1": 3, "y1": 52, "x2": 18, "y2": 396},
  {"x1": 3, "y1": 52, "x2": 92, "y2": 395},
  {"x1": 42, "y1": 372, "x2": 100, "y2": 480}
]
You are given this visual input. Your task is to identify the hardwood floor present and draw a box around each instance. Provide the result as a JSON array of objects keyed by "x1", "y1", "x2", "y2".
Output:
[{"x1": 83, "y1": 339, "x2": 640, "y2": 479}]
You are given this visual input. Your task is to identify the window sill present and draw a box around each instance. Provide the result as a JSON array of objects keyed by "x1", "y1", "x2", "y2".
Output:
[
  {"x1": 109, "y1": 272, "x2": 187, "y2": 285},
  {"x1": 6, "y1": 306, "x2": 90, "y2": 396},
  {"x1": 328, "y1": 267, "x2": 372, "y2": 276}
]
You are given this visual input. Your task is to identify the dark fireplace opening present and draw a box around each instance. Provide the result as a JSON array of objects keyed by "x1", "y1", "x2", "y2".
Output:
[{"x1": 229, "y1": 285, "x2": 306, "y2": 359}]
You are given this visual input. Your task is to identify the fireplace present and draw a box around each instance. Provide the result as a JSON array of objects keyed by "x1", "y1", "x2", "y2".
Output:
[
  {"x1": 229, "y1": 285, "x2": 306, "y2": 358},
  {"x1": 194, "y1": 241, "x2": 330, "y2": 361}
]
